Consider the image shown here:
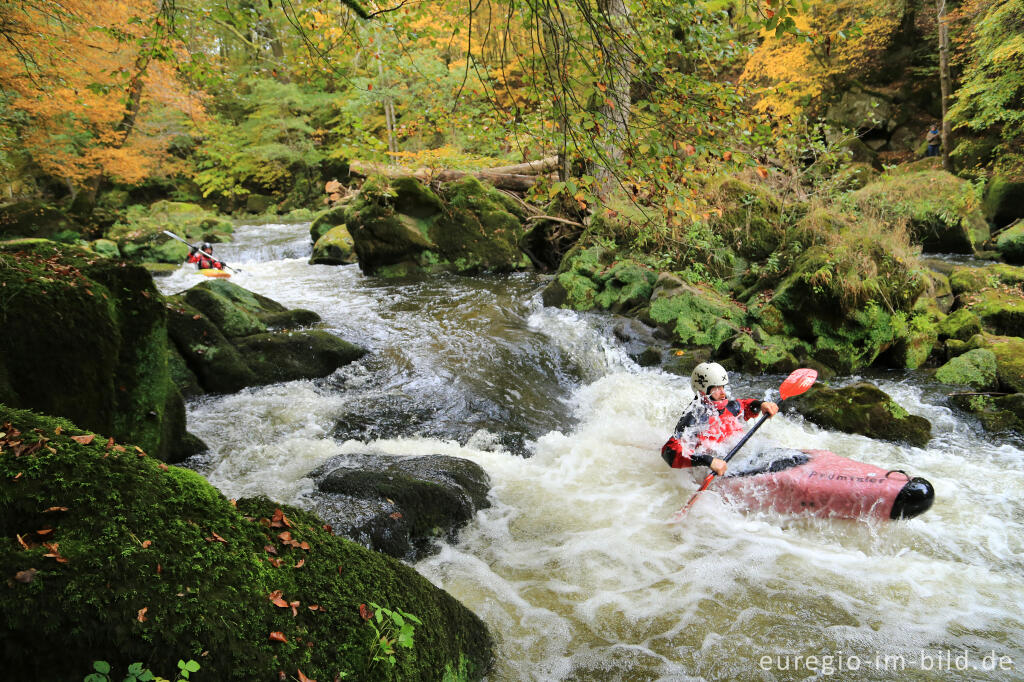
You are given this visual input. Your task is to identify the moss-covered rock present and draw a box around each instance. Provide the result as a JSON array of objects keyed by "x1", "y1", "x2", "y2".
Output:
[
  {"x1": 310, "y1": 205, "x2": 349, "y2": 243},
  {"x1": 648, "y1": 282, "x2": 746, "y2": 350},
  {"x1": 234, "y1": 331, "x2": 367, "y2": 385},
  {"x1": 707, "y1": 177, "x2": 785, "y2": 261},
  {"x1": 0, "y1": 200, "x2": 82, "y2": 240},
  {"x1": 727, "y1": 329, "x2": 806, "y2": 374},
  {"x1": 949, "y1": 392, "x2": 1024, "y2": 435},
  {"x1": 0, "y1": 405, "x2": 492, "y2": 682},
  {"x1": 180, "y1": 286, "x2": 268, "y2": 338},
  {"x1": 945, "y1": 333, "x2": 988, "y2": 358},
  {"x1": 90, "y1": 238, "x2": 121, "y2": 259},
  {"x1": 982, "y1": 175, "x2": 1024, "y2": 228},
  {"x1": 106, "y1": 201, "x2": 234, "y2": 264},
  {"x1": 311, "y1": 453, "x2": 490, "y2": 561},
  {"x1": 987, "y1": 335, "x2": 1024, "y2": 394},
  {"x1": 430, "y1": 176, "x2": 528, "y2": 274},
  {"x1": 955, "y1": 285, "x2": 1024, "y2": 337},
  {"x1": 310, "y1": 225, "x2": 357, "y2": 265},
  {"x1": 935, "y1": 349, "x2": 999, "y2": 390},
  {"x1": 938, "y1": 308, "x2": 983, "y2": 341},
  {"x1": 949, "y1": 263, "x2": 1024, "y2": 294},
  {"x1": 851, "y1": 170, "x2": 989, "y2": 253},
  {"x1": 787, "y1": 382, "x2": 932, "y2": 447},
  {"x1": 996, "y1": 220, "x2": 1024, "y2": 264},
  {"x1": 831, "y1": 162, "x2": 879, "y2": 191},
  {"x1": 0, "y1": 240, "x2": 189, "y2": 461},
  {"x1": 165, "y1": 298, "x2": 259, "y2": 393}
]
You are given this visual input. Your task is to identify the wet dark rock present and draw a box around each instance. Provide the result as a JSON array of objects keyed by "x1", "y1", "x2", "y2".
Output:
[
  {"x1": 309, "y1": 453, "x2": 491, "y2": 561},
  {"x1": 234, "y1": 331, "x2": 366, "y2": 384},
  {"x1": 785, "y1": 382, "x2": 932, "y2": 448}
]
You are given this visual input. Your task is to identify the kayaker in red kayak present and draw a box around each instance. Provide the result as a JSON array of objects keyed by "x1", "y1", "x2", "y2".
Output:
[
  {"x1": 187, "y1": 242, "x2": 224, "y2": 270},
  {"x1": 661, "y1": 362, "x2": 778, "y2": 476}
]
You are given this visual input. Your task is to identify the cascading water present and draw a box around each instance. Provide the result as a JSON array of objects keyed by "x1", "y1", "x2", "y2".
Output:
[{"x1": 158, "y1": 223, "x2": 1024, "y2": 681}]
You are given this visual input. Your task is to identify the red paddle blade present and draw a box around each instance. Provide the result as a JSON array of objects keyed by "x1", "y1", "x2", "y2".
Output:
[{"x1": 779, "y1": 368, "x2": 817, "y2": 401}]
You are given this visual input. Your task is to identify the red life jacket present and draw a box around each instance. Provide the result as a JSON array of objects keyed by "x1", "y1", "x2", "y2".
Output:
[
  {"x1": 661, "y1": 397, "x2": 763, "y2": 468},
  {"x1": 188, "y1": 253, "x2": 223, "y2": 270}
]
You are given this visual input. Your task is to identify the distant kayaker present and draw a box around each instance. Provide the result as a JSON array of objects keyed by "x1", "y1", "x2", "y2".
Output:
[
  {"x1": 188, "y1": 242, "x2": 224, "y2": 270},
  {"x1": 661, "y1": 362, "x2": 779, "y2": 476}
]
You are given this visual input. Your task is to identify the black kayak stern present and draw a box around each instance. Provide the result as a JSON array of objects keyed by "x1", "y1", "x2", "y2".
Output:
[{"x1": 890, "y1": 477, "x2": 935, "y2": 519}]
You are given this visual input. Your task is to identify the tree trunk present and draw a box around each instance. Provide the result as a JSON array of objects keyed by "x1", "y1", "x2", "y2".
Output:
[
  {"x1": 375, "y1": 30, "x2": 398, "y2": 158},
  {"x1": 937, "y1": 0, "x2": 952, "y2": 171},
  {"x1": 595, "y1": 0, "x2": 634, "y2": 194}
]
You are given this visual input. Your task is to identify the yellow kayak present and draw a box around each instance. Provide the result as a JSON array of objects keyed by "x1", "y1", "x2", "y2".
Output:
[{"x1": 199, "y1": 268, "x2": 231, "y2": 278}]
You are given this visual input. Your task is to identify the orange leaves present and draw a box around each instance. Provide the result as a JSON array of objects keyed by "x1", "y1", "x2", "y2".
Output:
[
  {"x1": 359, "y1": 604, "x2": 373, "y2": 621},
  {"x1": 42, "y1": 542, "x2": 69, "y2": 563},
  {"x1": 296, "y1": 670, "x2": 315, "y2": 682},
  {"x1": 42, "y1": 506, "x2": 69, "y2": 513},
  {"x1": 755, "y1": 166, "x2": 769, "y2": 179},
  {"x1": 137, "y1": 607, "x2": 148, "y2": 622},
  {"x1": 270, "y1": 508, "x2": 293, "y2": 529},
  {"x1": 269, "y1": 631, "x2": 288, "y2": 643},
  {"x1": 14, "y1": 569, "x2": 37, "y2": 584},
  {"x1": 269, "y1": 590, "x2": 290, "y2": 608},
  {"x1": 70, "y1": 434, "x2": 95, "y2": 445},
  {"x1": 205, "y1": 532, "x2": 227, "y2": 544}
]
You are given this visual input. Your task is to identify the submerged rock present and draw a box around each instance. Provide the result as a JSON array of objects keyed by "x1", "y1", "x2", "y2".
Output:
[
  {"x1": 309, "y1": 453, "x2": 491, "y2": 561},
  {"x1": 0, "y1": 405, "x2": 493, "y2": 681},
  {"x1": 786, "y1": 382, "x2": 932, "y2": 448}
]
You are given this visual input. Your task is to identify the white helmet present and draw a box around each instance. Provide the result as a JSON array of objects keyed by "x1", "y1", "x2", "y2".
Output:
[{"x1": 691, "y1": 362, "x2": 729, "y2": 395}]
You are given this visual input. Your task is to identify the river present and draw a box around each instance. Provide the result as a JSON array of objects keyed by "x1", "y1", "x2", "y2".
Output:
[{"x1": 157, "y1": 222, "x2": 1024, "y2": 681}]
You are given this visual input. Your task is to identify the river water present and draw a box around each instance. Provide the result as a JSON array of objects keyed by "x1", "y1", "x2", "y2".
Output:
[{"x1": 157, "y1": 223, "x2": 1024, "y2": 681}]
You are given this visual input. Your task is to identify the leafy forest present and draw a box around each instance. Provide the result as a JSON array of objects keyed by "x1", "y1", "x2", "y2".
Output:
[{"x1": 3, "y1": 0, "x2": 1024, "y2": 679}]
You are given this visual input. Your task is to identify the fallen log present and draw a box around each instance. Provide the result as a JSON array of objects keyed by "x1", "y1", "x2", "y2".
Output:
[{"x1": 348, "y1": 160, "x2": 555, "y2": 192}]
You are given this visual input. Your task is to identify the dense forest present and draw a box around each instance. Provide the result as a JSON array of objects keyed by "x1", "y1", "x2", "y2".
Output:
[{"x1": 3, "y1": 0, "x2": 1024, "y2": 680}]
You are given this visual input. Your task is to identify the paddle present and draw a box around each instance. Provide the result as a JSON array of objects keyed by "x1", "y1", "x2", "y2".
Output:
[
  {"x1": 670, "y1": 367, "x2": 818, "y2": 521},
  {"x1": 161, "y1": 230, "x2": 243, "y2": 273}
]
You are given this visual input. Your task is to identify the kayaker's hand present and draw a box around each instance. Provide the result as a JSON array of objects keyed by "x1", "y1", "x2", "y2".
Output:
[
  {"x1": 710, "y1": 458, "x2": 727, "y2": 476},
  {"x1": 761, "y1": 401, "x2": 779, "y2": 417}
]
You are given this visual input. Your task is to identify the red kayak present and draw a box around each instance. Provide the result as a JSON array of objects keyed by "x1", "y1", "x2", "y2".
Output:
[{"x1": 714, "y1": 448, "x2": 934, "y2": 520}]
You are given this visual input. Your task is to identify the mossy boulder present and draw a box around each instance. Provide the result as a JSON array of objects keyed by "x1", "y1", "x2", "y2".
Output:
[
  {"x1": 831, "y1": 162, "x2": 879, "y2": 192},
  {"x1": 344, "y1": 177, "x2": 437, "y2": 275},
  {"x1": 938, "y1": 308, "x2": 983, "y2": 341},
  {"x1": 310, "y1": 205, "x2": 349, "y2": 243},
  {"x1": 648, "y1": 281, "x2": 746, "y2": 350},
  {"x1": 948, "y1": 393, "x2": 1024, "y2": 435},
  {"x1": 851, "y1": 170, "x2": 989, "y2": 253},
  {"x1": 105, "y1": 201, "x2": 234, "y2": 264},
  {"x1": 310, "y1": 453, "x2": 491, "y2": 561},
  {"x1": 233, "y1": 331, "x2": 367, "y2": 385},
  {"x1": 0, "y1": 240, "x2": 190, "y2": 461},
  {"x1": 982, "y1": 175, "x2": 1024, "y2": 227},
  {"x1": 727, "y1": 330, "x2": 805, "y2": 374},
  {"x1": 90, "y1": 238, "x2": 121, "y2": 259},
  {"x1": 955, "y1": 286, "x2": 1024, "y2": 337},
  {"x1": 707, "y1": 177, "x2": 785, "y2": 261},
  {"x1": 935, "y1": 349, "x2": 999, "y2": 390},
  {"x1": 0, "y1": 405, "x2": 492, "y2": 682},
  {"x1": 787, "y1": 382, "x2": 932, "y2": 448},
  {"x1": 165, "y1": 281, "x2": 360, "y2": 395},
  {"x1": 552, "y1": 247, "x2": 658, "y2": 314},
  {"x1": 310, "y1": 225, "x2": 357, "y2": 265},
  {"x1": 949, "y1": 263, "x2": 1024, "y2": 294},
  {"x1": 996, "y1": 220, "x2": 1024, "y2": 264},
  {"x1": 987, "y1": 335, "x2": 1024, "y2": 394},
  {"x1": 0, "y1": 200, "x2": 82, "y2": 240}
]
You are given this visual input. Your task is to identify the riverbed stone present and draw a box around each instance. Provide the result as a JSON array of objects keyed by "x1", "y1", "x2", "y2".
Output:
[
  {"x1": 948, "y1": 263, "x2": 1024, "y2": 294},
  {"x1": 987, "y1": 335, "x2": 1024, "y2": 394},
  {"x1": 0, "y1": 199, "x2": 82, "y2": 240},
  {"x1": 0, "y1": 404, "x2": 492, "y2": 682},
  {"x1": 309, "y1": 204, "x2": 349, "y2": 243},
  {"x1": 310, "y1": 453, "x2": 491, "y2": 561},
  {"x1": 165, "y1": 298, "x2": 259, "y2": 393},
  {"x1": 938, "y1": 308, "x2": 982, "y2": 341},
  {"x1": 233, "y1": 330, "x2": 367, "y2": 384},
  {"x1": 786, "y1": 382, "x2": 932, "y2": 448},
  {"x1": 956, "y1": 286, "x2": 1024, "y2": 337}
]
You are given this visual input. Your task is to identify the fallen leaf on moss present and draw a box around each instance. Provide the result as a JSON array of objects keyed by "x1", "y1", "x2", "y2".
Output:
[
  {"x1": 294, "y1": 559, "x2": 305, "y2": 568},
  {"x1": 290, "y1": 600, "x2": 300, "y2": 617},
  {"x1": 268, "y1": 631, "x2": 287, "y2": 643},
  {"x1": 42, "y1": 507, "x2": 69, "y2": 513},
  {"x1": 137, "y1": 607, "x2": 148, "y2": 622},
  {"x1": 14, "y1": 568, "x2": 37, "y2": 583},
  {"x1": 264, "y1": 545, "x2": 278, "y2": 555},
  {"x1": 36, "y1": 529, "x2": 53, "y2": 536},
  {"x1": 158, "y1": 463, "x2": 169, "y2": 472},
  {"x1": 297, "y1": 670, "x2": 315, "y2": 682},
  {"x1": 359, "y1": 604, "x2": 372, "y2": 621},
  {"x1": 389, "y1": 512, "x2": 402, "y2": 520},
  {"x1": 141, "y1": 540, "x2": 152, "y2": 548}
]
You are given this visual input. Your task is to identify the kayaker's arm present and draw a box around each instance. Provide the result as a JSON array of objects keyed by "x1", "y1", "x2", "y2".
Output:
[{"x1": 740, "y1": 399, "x2": 779, "y2": 420}]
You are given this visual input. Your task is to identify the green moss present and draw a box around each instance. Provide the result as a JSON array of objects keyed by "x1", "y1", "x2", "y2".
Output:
[
  {"x1": 310, "y1": 225, "x2": 357, "y2": 266},
  {"x1": 935, "y1": 349, "x2": 999, "y2": 389},
  {"x1": 0, "y1": 405, "x2": 492, "y2": 682},
  {"x1": 0, "y1": 200, "x2": 82, "y2": 240},
  {"x1": 164, "y1": 298, "x2": 258, "y2": 393},
  {"x1": 708, "y1": 177, "x2": 785, "y2": 261},
  {"x1": 728, "y1": 331, "x2": 805, "y2": 374},
  {"x1": 106, "y1": 202, "x2": 234, "y2": 264},
  {"x1": 0, "y1": 241, "x2": 184, "y2": 459},
  {"x1": 961, "y1": 286, "x2": 1024, "y2": 337},
  {"x1": 310, "y1": 205, "x2": 349, "y2": 243},
  {"x1": 987, "y1": 335, "x2": 1024, "y2": 393},
  {"x1": 949, "y1": 264, "x2": 1024, "y2": 294},
  {"x1": 938, "y1": 308, "x2": 983, "y2": 340},
  {"x1": 851, "y1": 170, "x2": 989, "y2": 253},
  {"x1": 790, "y1": 382, "x2": 932, "y2": 447},
  {"x1": 996, "y1": 221, "x2": 1024, "y2": 264},
  {"x1": 649, "y1": 285, "x2": 745, "y2": 351},
  {"x1": 181, "y1": 287, "x2": 268, "y2": 338}
]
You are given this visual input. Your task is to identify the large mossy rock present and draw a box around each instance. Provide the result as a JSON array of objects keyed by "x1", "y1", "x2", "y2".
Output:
[
  {"x1": 310, "y1": 225, "x2": 357, "y2": 265},
  {"x1": 706, "y1": 177, "x2": 785, "y2": 261},
  {"x1": 955, "y1": 286, "x2": 1024, "y2": 338},
  {"x1": 949, "y1": 263, "x2": 1024, "y2": 294},
  {"x1": 982, "y1": 175, "x2": 1024, "y2": 228},
  {"x1": 851, "y1": 170, "x2": 989, "y2": 253},
  {"x1": 996, "y1": 220, "x2": 1024, "y2": 264},
  {"x1": 548, "y1": 246, "x2": 658, "y2": 314},
  {"x1": 988, "y1": 335, "x2": 1024, "y2": 394},
  {"x1": 0, "y1": 405, "x2": 492, "y2": 682},
  {"x1": 787, "y1": 382, "x2": 932, "y2": 448},
  {"x1": 310, "y1": 453, "x2": 491, "y2": 561},
  {"x1": 0, "y1": 200, "x2": 83, "y2": 240},
  {"x1": 935, "y1": 349, "x2": 999, "y2": 390},
  {"x1": 165, "y1": 280, "x2": 362, "y2": 395},
  {"x1": 647, "y1": 274, "x2": 745, "y2": 348},
  {"x1": 345, "y1": 175, "x2": 529, "y2": 277},
  {"x1": 310, "y1": 205, "x2": 349, "y2": 243},
  {"x1": 0, "y1": 240, "x2": 191, "y2": 461},
  {"x1": 105, "y1": 201, "x2": 234, "y2": 264},
  {"x1": 949, "y1": 393, "x2": 1024, "y2": 435}
]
